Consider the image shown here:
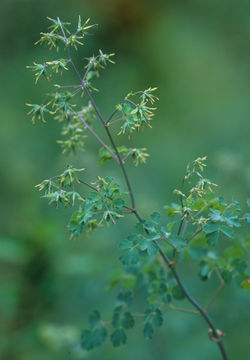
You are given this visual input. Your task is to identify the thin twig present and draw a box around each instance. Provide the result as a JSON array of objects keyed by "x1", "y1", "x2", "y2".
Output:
[
  {"x1": 205, "y1": 270, "x2": 225, "y2": 312},
  {"x1": 82, "y1": 62, "x2": 92, "y2": 82},
  {"x1": 168, "y1": 305, "x2": 199, "y2": 315},
  {"x1": 122, "y1": 148, "x2": 134, "y2": 163},
  {"x1": 106, "y1": 108, "x2": 119, "y2": 124},
  {"x1": 78, "y1": 179, "x2": 99, "y2": 192},
  {"x1": 187, "y1": 228, "x2": 202, "y2": 244},
  {"x1": 77, "y1": 112, "x2": 119, "y2": 163},
  {"x1": 193, "y1": 203, "x2": 209, "y2": 219},
  {"x1": 181, "y1": 219, "x2": 189, "y2": 238},
  {"x1": 176, "y1": 170, "x2": 188, "y2": 236},
  {"x1": 124, "y1": 98, "x2": 137, "y2": 107},
  {"x1": 57, "y1": 84, "x2": 82, "y2": 89}
]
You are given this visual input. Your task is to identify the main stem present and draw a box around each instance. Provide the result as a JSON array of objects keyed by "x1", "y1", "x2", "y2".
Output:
[
  {"x1": 83, "y1": 86, "x2": 228, "y2": 360},
  {"x1": 60, "y1": 26, "x2": 228, "y2": 359},
  {"x1": 82, "y1": 86, "x2": 137, "y2": 211}
]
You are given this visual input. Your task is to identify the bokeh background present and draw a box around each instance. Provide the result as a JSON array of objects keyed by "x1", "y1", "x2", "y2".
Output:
[{"x1": 0, "y1": 0, "x2": 249, "y2": 359}]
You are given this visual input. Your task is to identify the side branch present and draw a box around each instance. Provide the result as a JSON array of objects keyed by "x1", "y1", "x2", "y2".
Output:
[
  {"x1": 77, "y1": 113, "x2": 119, "y2": 163},
  {"x1": 83, "y1": 85, "x2": 137, "y2": 210},
  {"x1": 205, "y1": 270, "x2": 225, "y2": 312}
]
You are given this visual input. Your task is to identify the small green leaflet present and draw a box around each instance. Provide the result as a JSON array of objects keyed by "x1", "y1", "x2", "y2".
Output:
[
  {"x1": 206, "y1": 231, "x2": 219, "y2": 247},
  {"x1": 220, "y1": 225, "x2": 234, "y2": 239},
  {"x1": 169, "y1": 235, "x2": 186, "y2": 250},
  {"x1": 188, "y1": 246, "x2": 207, "y2": 261},
  {"x1": 81, "y1": 327, "x2": 107, "y2": 350},
  {"x1": 203, "y1": 222, "x2": 220, "y2": 234},
  {"x1": 150, "y1": 212, "x2": 161, "y2": 224},
  {"x1": 224, "y1": 245, "x2": 243, "y2": 260},
  {"x1": 89, "y1": 309, "x2": 101, "y2": 328},
  {"x1": 121, "y1": 312, "x2": 135, "y2": 329},
  {"x1": 143, "y1": 322, "x2": 154, "y2": 339},
  {"x1": 110, "y1": 328, "x2": 127, "y2": 347},
  {"x1": 139, "y1": 237, "x2": 158, "y2": 256},
  {"x1": 199, "y1": 262, "x2": 212, "y2": 281},
  {"x1": 243, "y1": 213, "x2": 250, "y2": 223},
  {"x1": 144, "y1": 306, "x2": 163, "y2": 332},
  {"x1": 117, "y1": 290, "x2": 133, "y2": 306},
  {"x1": 240, "y1": 279, "x2": 250, "y2": 290},
  {"x1": 120, "y1": 248, "x2": 139, "y2": 265},
  {"x1": 172, "y1": 285, "x2": 185, "y2": 300}
]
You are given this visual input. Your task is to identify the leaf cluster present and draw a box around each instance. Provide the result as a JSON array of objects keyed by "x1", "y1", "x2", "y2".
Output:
[
  {"x1": 99, "y1": 146, "x2": 149, "y2": 166},
  {"x1": 115, "y1": 88, "x2": 158, "y2": 135}
]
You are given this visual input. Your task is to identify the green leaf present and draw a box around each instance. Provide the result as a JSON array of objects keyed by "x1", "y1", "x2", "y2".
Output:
[
  {"x1": 243, "y1": 236, "x2": 250, "y2": 252},
  {"x1": 163, "y1": 293, "x2": 172, "y2": 304},
  {"x1": 119, "y1": 237, "x2": 134, "y2": 250},
  {"x1": 122, "y1": 274, "x2": 137, "y2": 289},
  {"x1": 89, "y1": 310, "x2": 101, "y2": 328},
  {"x1": 130, "y1": 148, "x2": 149, "y2": 166},
  {"x1": 143, "y1": 322, "x2": 154, "y2": 339},
  {"x1": 240, "y1": 279, "x2": 250, "y2": 290},
  {"x1": 150, "y1": 212, "x2": 161, "y2": 224},
  {"x1": 165, "y1": 203, "x2": 181, "y2": 218},
  {"x1": 231, "y1": 259, "x2": 247, "y2": 273},
  {"x1": 203, "y1": 222, "x2": 220, "y2": 234},
  {"x1": 221, "y1": 270, "x2": 232, "y2": 284},
  {"x1": 247, "y1": 199, "x2": 250, "y2": 208},
  {"x1": 120, "y1": 248, "x2": 139, "y2": 265},
  {"x1": 224, "y1": 246, "x2": 243, "y2": 260},
  {"x1": 121, "y1": 312, "x2": 135, "y2": 329},
  {"x1": 169, "y1": 235, "x2": 186, "y2": 250},
  {"x1": 27, "y1": 62, "x2": 50, "y2": 83},
  {"x1": 188, "y1": 246, "x2": 207, "y2": 260},
  {"x1": 209, "y1": 209, "x2": 224, "y2": 222},
  {"x1": 117, "y1": 290, "x2": 133, "y2": 306},
  {"x1": 99, "y1": 147, "x2": 113, "y2": 164},
  {"x1": 219, "y1": 197, "x2": 227, "y2": 206},
  {"x1": 112, "y1": 307, "x2": 122, "y2": 328},
  {"x1": 223, "y1": 210, "x2": 240, "y2": 228},
  {"x1": 110, "y1": 328, "x2": 127, "y2": 347},
  {"x1": 206, "y1": 231, "x2": 219, "y2": 247},
  {"x1": 107, "y1": 269, "x2": 124, "y2": 290},
  {"x1": 153, "y1": 309, "x2": 163, "y2": 327},
  {"x1": 81, "y1": 326, "x2": 107, "y2": 350},
  {"x1": 139, "y1": 238, "x2": 158, "y2": 256},
  {"x1": 172, "y1": 285, "x2": 185, "y2": 300},
  {"x1": 26, "y1": 103, "x2": 50, "y2": 123},
  {"x1": 143, "y1": 220, "x2": 156, "y2": 233},
  {"x1": 220, "y1": 225, "x2": 234, "y2": 239},
  {"x1": 199, "y1": 262, "x2": 212, "y2": 281},
  {"x1": 243, "y1": 213, "x2": 250, "y2": 223},
  {"x1": 167, "y1": 221, "x2": 177, "y2": 232}
]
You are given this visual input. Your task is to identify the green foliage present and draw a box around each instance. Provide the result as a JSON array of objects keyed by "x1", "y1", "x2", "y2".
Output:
[
  {"x1": 27, "y1": 15, "x2": 250, "y2": 359},
  {"x1": 26, "y1": 103, "x2": 52, "y2": 123},
  {"x1": 26, "y1": 59, "x2": 69, "y2": 83},
  {"x1": 115, "y1": 88, "x2": 158, "y2": 135},
  {"x1": 35, "y1": 16, "x2": 97, "y2": 51},
  {"x1": 99, "y1": 146, "x2": 149, "y2": 166},
  {"x1": 67, "y1": 176, "x2": 127, "y2": 237},
  {"x1": 81, "y1": 310, "x2": 107, "y2": 350}
]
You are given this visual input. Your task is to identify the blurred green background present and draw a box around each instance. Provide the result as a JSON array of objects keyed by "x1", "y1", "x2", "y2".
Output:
[{"x1": 0, "y1": 0, "x2": 249, "y2": 359}]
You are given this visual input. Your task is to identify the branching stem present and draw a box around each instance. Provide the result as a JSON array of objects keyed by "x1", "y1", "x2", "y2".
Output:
[
  {"x1": 78, "y1": 179, "x2": 99, "y2": 192},
  {"x1": 205, "y1": 270, "x2": 225, "y2": 312},
  {"x1": 77, "y1": 112, "x2": 119, "y2": 163},
  {"x1": 168, "y1": 305, "x2": 199, "y2": 315},
  {"x1": 58, "y1": 20, "x2": 228, "y2": 360}
]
